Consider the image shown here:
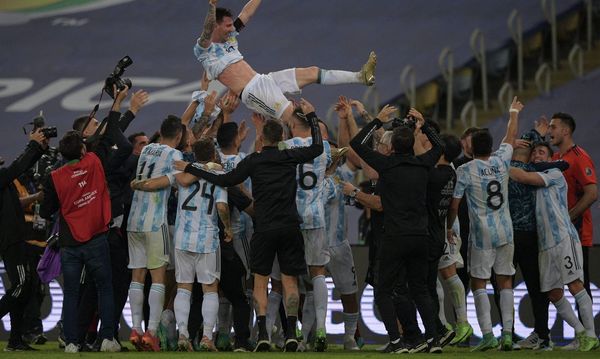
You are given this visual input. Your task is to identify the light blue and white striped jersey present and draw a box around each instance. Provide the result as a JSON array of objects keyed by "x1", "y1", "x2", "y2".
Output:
[
  {"x1": 190, "y1": 90, "x2": 221, "y2": 128},
  {"x1": 535, "y1": 168, "x2": 581, "y2": 251},
  {"x1": 219, "y1": 150, "x2": 250, "y2": 239},
  {"x1": 128, "y1": 144, "x2": 182, "y2": 232},
  {"x1": 453, "y1": 143, "x2": 514, "y2": 249},
  {"x1": 283, "y1": 137, "x2": 331, "y2": 229},
  {"x1": 193, "y1": 32, "x2": 243, "y2": 81},
  {"x1": 174, "y1": 175, "x2": 228, "y2": 254},
  {"x1": 325, "y1": 164, "x2": 354, "y2": 247}
]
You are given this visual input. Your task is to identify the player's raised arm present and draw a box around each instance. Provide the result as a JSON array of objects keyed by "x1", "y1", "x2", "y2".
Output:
[
  {"x1": 237, "y1": 0, "x2": 262, "y2": 27},
  {"x1": 198, "y1": 0, "x2": 218, "y2": 48},
  {"x1": 501, "y1": 96, "x2": 524, "y2": 145}
]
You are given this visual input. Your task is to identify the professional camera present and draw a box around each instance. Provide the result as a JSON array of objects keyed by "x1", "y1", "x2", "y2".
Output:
[
  {"x1": 32, "y1": 113, "x2": 58, "y2": 139},
  {"x1": 104, "y1": 56, "x2": 133, "y2": 99},
  {"x1": 385, "y1": 116, "x2": 416, "y2": 131}
]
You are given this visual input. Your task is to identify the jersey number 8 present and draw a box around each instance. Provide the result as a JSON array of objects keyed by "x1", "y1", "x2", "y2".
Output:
[{"x1": 486, "y1": 180, "x2": 504, "y2": 210}]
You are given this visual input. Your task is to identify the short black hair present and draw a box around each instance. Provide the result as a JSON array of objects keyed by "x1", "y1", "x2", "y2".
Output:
[
  {"x1": 176, "y1": 124, "x2": 189, "y2": 151},
  {"x1": 216, "y1": 7, "x2": 233, "y2": 23},
  {"x1": 59, "y1": 130, "x2": 84, "y2": 161},
  {"x1": 72, "y1": 116, "x2": 89, "y2": 133},
  {"x1": 552, "y1": 112, "x2": 576, "y2": 133},
  {"x1": 149, "y1": 131, "x2": 160, "y2": 144},
  {"x1": 461, "y1": 126, "x2": 481, "y2": 140},
  {"x1": 217, "y1": 122, "x2": 238, "y2": 149},
  {"x1": 160, "y1": 115, "x2": 183, "y2": 140},
  {"x1": 263, "y1": 119, "x2": 283, "y2": 144},
  {"x1": 391, "y1": 126, "x2": 415, "y2": 154},
  {"x1": 128, "y1": 132, "x2": 146, "y2": 144},
  {"x1": 440, "y1": 134, "x2": 462, "y2": 163},
  {"x1": 193, "y1": 137, "x2": 216, "y2": 162},
  {"x1": 471, "y1": 129, "x2": 493, "y2": 157},
  {"x1": 533, "y1": 142, "x2": 554, "y2": 158}
]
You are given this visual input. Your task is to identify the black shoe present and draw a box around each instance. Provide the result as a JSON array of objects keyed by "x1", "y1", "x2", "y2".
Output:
[
  {"x1": 386, "y1": 339, "x2": 409, "y2": 354},
  {"x1": 233, "y1": 340, "x2": 254, "y2": 352},
  {"x1": 254, "y1": 333, "x2": 271, "y2": 352},
  {"x1": 4, "y1": 342, "x2": 38, "y2": 352},
  {"x1": 57, "y1": 320, "x2": 66, "y2": 349},
  {"x1": 283, "y1": 338, "x2": 298, "y2": 352},
  {"x1": 408, "y1": 339, "x2": 428, "y2": 353},
  {"x1": 428, "y1": 337, "x2": 443, "y2": 354},
  {"x1": 438, "y1": 327, "x2": 456, "y2": 348}
]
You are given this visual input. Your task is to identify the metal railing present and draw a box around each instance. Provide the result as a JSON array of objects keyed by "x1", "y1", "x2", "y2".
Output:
[
  {"x1": 585, "y1": 0, "x2": 593, "y2": 50},
  {"x1": 508, "y1": 9, "x2": 524, "y2": 91},
  {"x1": 438, "y1": 47, "x2": 454, "y2": 131},
  {"x1": 568, "y1": 44, "x2": 584, "y2": 77},
  {"x1": 497, "y1": 82, "x2": 514, "y2": 115},
  {"x1": 460, "y1": 101, "x2": 477, "y2": 128},
  {"x1": 535, "y1": 63, "x2": 552, "y2": 95},
  {"x1": 470, "y1": 28, "x2": 489, "y2": 110},
  {"x1": 400, "y1": 65, "x2": 416, "y2": 108},
  {"x1": 541, "y1": 0, "x2": 558, "y2": 70},
  {"x1": 362, "y1": 85, "x2": 381, "y2": 116}
]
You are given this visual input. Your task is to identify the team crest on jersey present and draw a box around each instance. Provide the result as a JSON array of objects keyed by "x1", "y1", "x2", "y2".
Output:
[{"x1": 585, "y1": 167, "x2": 592, "y2": 176}]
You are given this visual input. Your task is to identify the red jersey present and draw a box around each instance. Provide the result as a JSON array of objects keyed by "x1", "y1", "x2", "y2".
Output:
[
  {"x1": 553, "y1": 145, "x2": 597, "y2": 246},
  {"x1": 51, "y1": 153, "x2": 111, "y2": 243}
]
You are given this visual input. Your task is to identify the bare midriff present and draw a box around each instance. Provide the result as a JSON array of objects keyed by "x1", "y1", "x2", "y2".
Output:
[{"x1": 218, "y1": 60, "x2": 257, "y2": 95}]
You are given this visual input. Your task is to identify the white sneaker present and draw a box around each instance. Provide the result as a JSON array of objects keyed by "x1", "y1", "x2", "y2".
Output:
[
  {"x1": 343, "y1": 336, "x2": 360, "y2": 350},
  {"x1": 517, "y1": 332, "x2": 540, "y2": 349},
  {"x1": 100, "y1": 338, "x2": 121, "y2": 352},
  {"x1": 64, "y1": 343, "x2": 79, "y2": 353},
  {"x1": 561, "y1": 338, "x2": 580, "y2": 351}
]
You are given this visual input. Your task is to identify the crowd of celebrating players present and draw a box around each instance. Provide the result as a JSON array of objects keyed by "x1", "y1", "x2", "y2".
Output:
[{"x1": 0, "y1": 0, "x2": 598, "y2": 354}]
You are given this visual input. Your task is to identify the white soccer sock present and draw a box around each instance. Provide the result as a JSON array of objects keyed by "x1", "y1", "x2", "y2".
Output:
[
  {"x1": 266, "y1": 291, "x2": 282, "y2": 339},
  {"x1": 574, "y1": 290, "x2": 596, "y2": 337},
  {"x1": 312, "y1": 275, "x2": 328, "y2": 331},
  {"x1": 174, "y1": 288, "x2": 192, "y2": 338},
  {"x1": 148, "y1": 284, "x2": 166, "y2": 333},
  {"x1": 436, "y1": 278, "x2": 448, "y2": 325},
  {"x1": 443, "y1": 274, "x2": 467, "y2": 323},
  {"x1": 318, "y1": 69, "x2": 361, "y2": 85},
  {"x1": 218, "y1": 297, "x2": 232, "y2": 335},
  {"x1": 499, "y1": 289, "x2": 514, "y2": 335},
  {"x1": 343, "y1": 312, "x2": 359, "y2": 339},
  {"x1": 202, "y1": 292, "x2": 219, "y2": 340},
  {"x1": 128, "y1": 282, "x2": 145, "y2": 332},
  {"x1": 302, "y1": 291, "x2": 315, "y2": 341},
  {"x1": 473, "y1": 288, "x2": 492, "y2": 335},
  {"x1": 554, "y1": 295, "x2": 585, "y2": 334}
]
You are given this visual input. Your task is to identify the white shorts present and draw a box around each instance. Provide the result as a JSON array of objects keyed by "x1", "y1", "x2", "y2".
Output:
[
  {"x1": 174, "y1": 248, "x2": 221, "y2": 285},
  {"x1": 438, "y1": 233, "x2": 464, "y2": 270},
  {"x1": 128, "y1": 224, "x2": 170, "y2": 270},
  {"x1": 302, "y1": 228, "x2": 330, "y2": 267},
  {"x1": 539, "y1": 237, "x2": 584, "y2": 293},
  {"x1": 268, "y1": 68, "x2": 301, "y2": 96},
  {"x1": 241, "y1": 74, "x2": 292, "y2": 120},
  {"x1": 468, "y1": 242, "x2": 515, "y2": 279},
  {"x1": 327, "y1": 241, "x2": 358, "y2": 295}
]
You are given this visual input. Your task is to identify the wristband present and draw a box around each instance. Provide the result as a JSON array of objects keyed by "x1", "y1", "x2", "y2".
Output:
[
  {"x1": 350, "y1": 188, "x2": 360, "y2": 198},
  {"x1": 509, "y1": 109, "x2": 520, "y2": 114}
]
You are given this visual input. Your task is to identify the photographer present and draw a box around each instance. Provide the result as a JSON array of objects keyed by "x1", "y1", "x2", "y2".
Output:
[
  {"x1": 350, "y1": 111, "x2": 444, "y2": 353},
  {"x1": 0, "y1": 129, "x2": 47, "y2": 351},
  {"x1": 39, "y1": 99, "x2": 126, "y2": 353},
  {"x1": 71, "y1": 87, "x2": 149, "y2": 348}
]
